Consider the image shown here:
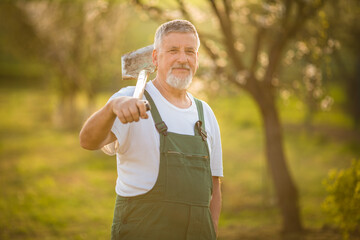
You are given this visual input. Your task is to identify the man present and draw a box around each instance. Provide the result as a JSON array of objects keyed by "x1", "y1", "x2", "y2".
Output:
[{"x1": 79, "y1": 19, "x2": 223, "y2": 240}]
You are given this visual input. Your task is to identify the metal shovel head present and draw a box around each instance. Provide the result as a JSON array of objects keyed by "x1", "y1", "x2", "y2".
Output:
[{"x1": 121, "y1": 44, "x2": 156, "y2": 80}]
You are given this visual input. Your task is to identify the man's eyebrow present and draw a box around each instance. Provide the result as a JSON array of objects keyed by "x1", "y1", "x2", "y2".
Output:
[
  {"x1": 166, "y1": 46, "x2": 196, "y2": 52},
  {"x1": 185, "y1": 47, "x2": 196, "y2": 51}
]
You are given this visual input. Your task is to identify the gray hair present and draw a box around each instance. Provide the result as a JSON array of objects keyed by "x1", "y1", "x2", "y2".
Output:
[{"x1": 154, "y1": 19, "x2": 200, "y2": 51}]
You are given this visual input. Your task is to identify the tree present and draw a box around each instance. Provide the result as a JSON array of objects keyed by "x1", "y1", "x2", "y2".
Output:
[
  {"x1": 133, "y1": 0, "x2": 338, "y2": 233},
  {"x1": 0, "y1": 1, "x2": 129, "y2": 128},
  {"x1": 326, "y1": 0, "x2": 360, "y2": 129}
]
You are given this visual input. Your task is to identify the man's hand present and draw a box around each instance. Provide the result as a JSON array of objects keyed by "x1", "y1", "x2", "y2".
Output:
[
  {"x1": 79, "y1": 96, "x2": 150, "y2": 150},
  {"x1": 210, "y1": 176, "x2": 222, "y2": 237},
  {"x1": 111, "y1": 96, "x2": 149, "y2": 124}
]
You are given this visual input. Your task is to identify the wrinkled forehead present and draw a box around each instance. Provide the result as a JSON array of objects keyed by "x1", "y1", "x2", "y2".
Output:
[
  {"x1": 154, "y1": 22, "x2": 200, "y2": 51},
  {"x1": 161, "y1": 32, "x2": 198, "y2": 49}
]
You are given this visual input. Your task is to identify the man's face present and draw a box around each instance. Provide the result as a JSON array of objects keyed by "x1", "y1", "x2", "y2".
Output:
[{"x1": 153, "y1": 32, "x2": 199, "y2": 90}]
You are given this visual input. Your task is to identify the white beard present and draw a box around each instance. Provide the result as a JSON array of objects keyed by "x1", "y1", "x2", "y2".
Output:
[{"x1": 166, "y1": 66, "x2": 193, "y2": 90}]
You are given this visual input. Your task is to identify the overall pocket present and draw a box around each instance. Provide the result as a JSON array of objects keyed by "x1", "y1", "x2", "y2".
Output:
[
  {"x1": 165, "y1": 151, "x2": 212, "y2": 205},
  {"x1": 111, "y1": 199, "x2": 143, "y2": 240}
]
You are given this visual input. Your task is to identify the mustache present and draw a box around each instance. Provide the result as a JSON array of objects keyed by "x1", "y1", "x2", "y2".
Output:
[{"x1": 171, "y1": 64, "x2": 190, "y2": 70}]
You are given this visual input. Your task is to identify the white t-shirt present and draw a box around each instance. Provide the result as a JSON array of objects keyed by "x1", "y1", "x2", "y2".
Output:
[{"x1": 105, "y1": 81, "x2": 223, "y2": 197}]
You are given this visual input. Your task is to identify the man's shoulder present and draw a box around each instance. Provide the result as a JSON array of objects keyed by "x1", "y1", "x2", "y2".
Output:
[
  {"x1": 191, "y1": 96, "x2": 213, "y2": 113},
  {"x1": 109, "y1": 86, "x2": 135, "y2": 100}
]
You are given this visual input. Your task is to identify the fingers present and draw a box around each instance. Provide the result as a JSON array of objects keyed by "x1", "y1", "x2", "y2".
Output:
[
  {"x1": 122, "y1": 108, "x2": 137, "y2": 123},
  {"x1": 144, "y1": 101, "x2": 151, "y2": 111},
  {"x1": 113, "y1": 97, "x2": 149, "y2": 124},
  {"x1": 136, "y1": 100, "x2": 149, "y2": 119}
]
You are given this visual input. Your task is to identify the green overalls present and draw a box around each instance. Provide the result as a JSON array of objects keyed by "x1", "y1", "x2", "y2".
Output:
[{"x1": 111, "y1": 91, "x2": 216, "y2": 240}]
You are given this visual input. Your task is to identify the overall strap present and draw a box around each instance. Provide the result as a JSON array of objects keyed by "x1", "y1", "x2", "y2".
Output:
[
  {"x1": 194, "y1": 98, "x2": 205, "y2": 128},
  {"x1": 144, "y1": 90, "x2": 168, "y2": 136},
  {"x1": 194, "y1": 98, "x2": 207, "y2": 141}
]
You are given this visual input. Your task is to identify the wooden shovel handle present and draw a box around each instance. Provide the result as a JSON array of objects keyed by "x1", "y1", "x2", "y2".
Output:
[{"x1": 133, "y1": 70, "x2": 151, "y2": 112}]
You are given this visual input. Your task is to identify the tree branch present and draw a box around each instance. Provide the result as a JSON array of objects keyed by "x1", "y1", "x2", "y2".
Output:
[
  {"x1": 208, "y1": 0, "x2": 223, "y2": 25},
  {"x1": 133, "y1": 0, "x2": 170, "y2": 22},
  {"x1": 263, "y1": 0, "x2": 325, "y2": 85},
  {"x1": 282, "y1": 0, "x2": 293, "y2": 27},
  {"x1": 222, "y1": 0, "x2": 233, "y2": 31},
  {"x1": 176, "y1": 0, "x2": 191, "y2": 19},
  {"x1": 250, "y1": 27, "x2": 266, "y2": 74},
  {"x1": 207, "y1": 0, "x2": 245, "y2": 70}
]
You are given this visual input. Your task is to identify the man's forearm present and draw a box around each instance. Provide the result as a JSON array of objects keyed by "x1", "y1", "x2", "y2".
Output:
[
  {"x1": 79, "y1": 100, "x2": 116, "y2": 150},
  {"x1": 210, "y1": 176, "x2": 222, "y2": 236}
]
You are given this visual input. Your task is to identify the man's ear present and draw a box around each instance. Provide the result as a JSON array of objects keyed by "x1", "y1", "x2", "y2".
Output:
[
  {"x1": 196, "y1": 51, "x2": 199, "y2": 71},
  {"x1": 152, "y1": 49, "x2": 158, "y2": 67}
]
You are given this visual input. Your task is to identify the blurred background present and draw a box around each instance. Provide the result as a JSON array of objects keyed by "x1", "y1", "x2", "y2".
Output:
[{"x1": 0, "y1": 0, "x2": 359, "y2": 239}]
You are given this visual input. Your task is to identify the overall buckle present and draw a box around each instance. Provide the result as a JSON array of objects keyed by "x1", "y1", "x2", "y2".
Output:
[
  {"x1": 156, "y1": 121, "x2": 168, "y2": 136},
  {"x1": 196, "y1": 121, "x2": 207, "y2": 141}
]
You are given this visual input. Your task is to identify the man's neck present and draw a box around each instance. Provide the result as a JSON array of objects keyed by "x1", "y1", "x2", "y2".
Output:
[{"x1": 152, "y1": 78, "x2": 192, "y2": 109}]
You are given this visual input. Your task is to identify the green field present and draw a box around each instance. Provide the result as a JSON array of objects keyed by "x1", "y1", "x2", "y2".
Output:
[{"x1": 0, "y1": 87, "x2": 359, "y2": 239}]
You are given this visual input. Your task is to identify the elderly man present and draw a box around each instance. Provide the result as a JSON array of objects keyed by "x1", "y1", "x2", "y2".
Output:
[{"x1": 79, "y1": 19, "x2": 223, "y2": 240}]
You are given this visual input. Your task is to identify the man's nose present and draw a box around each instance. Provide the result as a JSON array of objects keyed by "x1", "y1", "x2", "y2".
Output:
[{"x1": 177, "y1": 50, "x2": 187, "y2": 63}]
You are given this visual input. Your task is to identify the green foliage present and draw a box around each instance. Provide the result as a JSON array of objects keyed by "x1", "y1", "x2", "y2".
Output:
[
  {"x1": 0, "y1": 88, "x2": 358, "y2": 239},
  {"x1": 322, "y1": 159, "x2": 360, "y2": 239}
]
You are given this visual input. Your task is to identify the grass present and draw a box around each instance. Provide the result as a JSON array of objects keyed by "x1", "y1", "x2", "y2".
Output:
[
  {"x1": 0, "y1": 87, "x2": 359, "y2": 239},
  {"x1": 0, "y1": 88, "x2": 116, "y2": 239},
  {"x1": 207, "y1": 92, "x2": 359, "y2": 239}
]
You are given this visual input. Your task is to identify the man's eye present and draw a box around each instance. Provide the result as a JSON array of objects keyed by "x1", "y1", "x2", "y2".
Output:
[{"x1": 186, "y1": 50, "x2": 195, "y2": 54}]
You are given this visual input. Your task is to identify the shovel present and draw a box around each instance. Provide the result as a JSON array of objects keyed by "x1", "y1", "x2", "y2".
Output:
[
  {"x1": 102, "y1": 44, "x2": 156, "y2": 155},
  {"x1": 121, "y1": 44, "x2": 156, "y2": 111}
]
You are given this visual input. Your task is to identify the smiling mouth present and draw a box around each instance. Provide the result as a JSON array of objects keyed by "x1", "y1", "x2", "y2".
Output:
[
  {"x1": 171, "y1": 65, "x2": 190, "y2": 73},
  {"x1": 173, "y1": 68, "x2": 190, "y2": 71}
]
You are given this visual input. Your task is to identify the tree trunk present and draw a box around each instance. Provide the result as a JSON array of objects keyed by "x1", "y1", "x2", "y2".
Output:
[
  {"x1": 253, "y1": 86, "x2": 303, "y2": 233},
  {"x1": 53, "y1": 78, "x2": 79, "y2": 129},
  {"x1": 334, "y1": 50, "x2": 360, "y2": 129},
  {"x1": 346, "y1": 56, "x2": 360, "y2": 129}
]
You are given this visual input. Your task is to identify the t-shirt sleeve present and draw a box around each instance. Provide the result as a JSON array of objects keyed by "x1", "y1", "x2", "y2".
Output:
[
  {"x1": 102, "y1": 87, "x2": 135, "y2": 155},
  {"x1": 202, "y1": 101, "x2": 223, "y2": 177}
]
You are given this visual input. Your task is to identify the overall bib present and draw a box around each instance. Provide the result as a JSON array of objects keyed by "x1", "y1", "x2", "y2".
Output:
[{"x1": 111, "y1": 91, "x2": 216, "y2": 240}]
